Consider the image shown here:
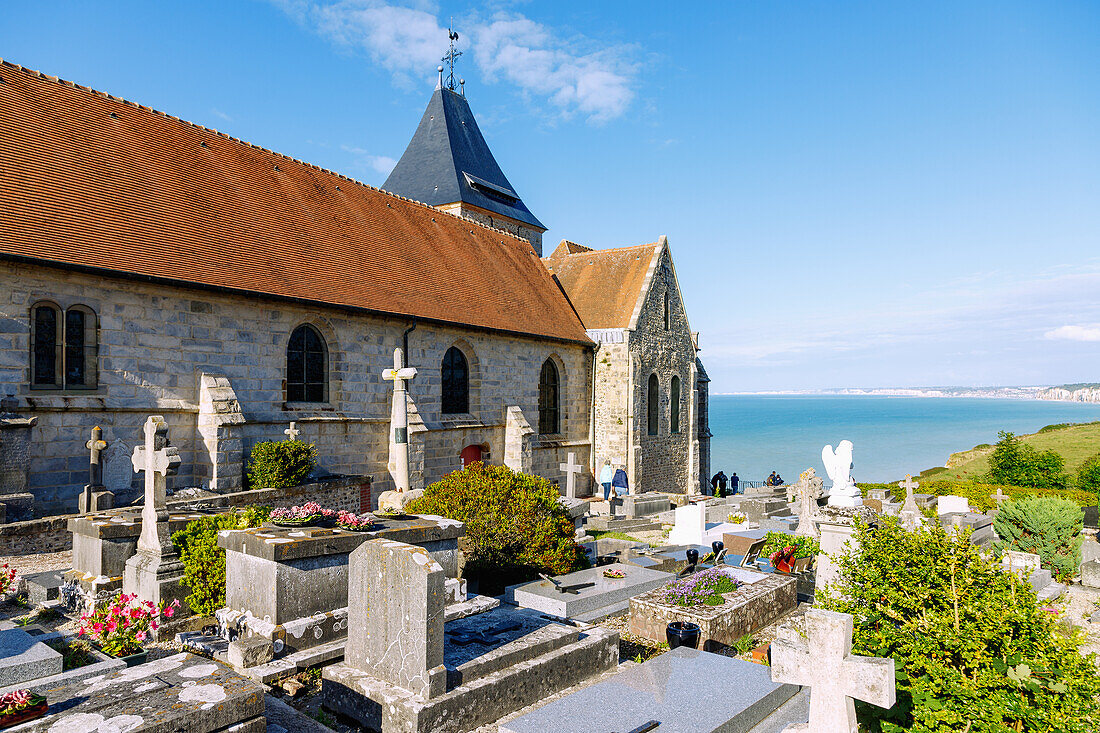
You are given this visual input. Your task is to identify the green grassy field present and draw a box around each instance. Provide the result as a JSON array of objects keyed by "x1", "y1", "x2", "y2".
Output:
[{"x1": 921, "y1": 421, "x2": 1100, "y2": 481}]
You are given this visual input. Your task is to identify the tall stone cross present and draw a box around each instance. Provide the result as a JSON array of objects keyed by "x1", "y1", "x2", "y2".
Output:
[
  {"x1": 382, "y1": 347, "x2": 417, "y2": 493},
  {"x1": 771, "y1": 608, "x2": 895, "y2": 733},
  {"x1": 793, "y1": 468, "x2": 821, "y2": 539},
  {"x1": 132, "y1": 416, "x2": 181, "y2": 554},
  {"x1": 558, "y1": 452, "x2": 583, "y2": 499},
  {"x1": 86, "y1": 425, "x2": 108, "y2": 488},
  {"x1": 898, "y1": 474, "x2": 923, "y2": 530},
  {"x1": 284, "y1": 421, "x2": 301, "y2": 441}
]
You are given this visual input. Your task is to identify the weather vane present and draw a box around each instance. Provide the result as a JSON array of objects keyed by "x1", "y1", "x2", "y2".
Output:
[{"x1": 442, "y1": 19, "x2": 462, "y2": 93}]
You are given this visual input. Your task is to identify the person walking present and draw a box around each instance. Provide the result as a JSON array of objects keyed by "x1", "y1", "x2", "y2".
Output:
[
  {"x1": 599, "y1": 459, "x2": 615, "y2": 501},
  {"x1": 730, "y1": 472, "x2": 740, "y2": 495},
  {"x1": 716, "y1": 471, "x2": 729, "y2": 498},
  {"x1": 612, "y1": 465, "x2": 629, "y2": 497}
]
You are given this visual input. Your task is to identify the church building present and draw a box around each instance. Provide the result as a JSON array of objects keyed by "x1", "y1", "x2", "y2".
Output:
[{"x1": 0, "y1": 57, "x2": 708, "y2": 517}]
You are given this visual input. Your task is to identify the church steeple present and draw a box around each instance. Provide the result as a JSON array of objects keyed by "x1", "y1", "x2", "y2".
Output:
[{"x1": 381, "y1": 32, "x2": 546, "y2": 254}]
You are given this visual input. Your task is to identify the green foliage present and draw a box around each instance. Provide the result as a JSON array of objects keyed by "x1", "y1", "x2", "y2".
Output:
[
  {"x1": 858, "y1": 480, "x2": 1096, "y2": 513},
  {"x1": 172, "y1": 506, "x2": 271, "y2": 616},
  {"x1": 987, "y1": 432, "x2": 1069, "y2": 489},
  {"x1": 246, "y1": 440, "x2": 317, "y2": 489},
  {"x1": 405, "y1": 463, "x2": 586, "y2": 590},
  {"x1": 1074, "y1": 453, "x2": 1100, "y2": 495},
  {"x1": 819, "y1": 519, "x2": 1100, "y2": 733},
  {"x1": 760, "y1": 532, "x2": 820, "y2": 559},
  {"x1": 993, "y1": 496, "x2": 1083, "y2": 580},
  {"x1": 732, "y1": 634, "x2": 757, "y2": 655}
]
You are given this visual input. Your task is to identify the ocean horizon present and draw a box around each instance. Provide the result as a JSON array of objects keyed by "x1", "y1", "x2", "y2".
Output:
[{"x1": 709, "y1": 394, "x2": 1100, "y2": 485}]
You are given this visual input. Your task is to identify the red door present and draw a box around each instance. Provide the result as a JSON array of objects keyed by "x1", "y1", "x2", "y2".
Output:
[{"x1": 461, "y1": 445, "x2": 483, "y2": 468}]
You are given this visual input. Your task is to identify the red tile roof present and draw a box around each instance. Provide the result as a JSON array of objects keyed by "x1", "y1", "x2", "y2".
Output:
[
  {"x1": 0, "y1": 60, "x2": 591, "y2": 345},
  {"x1": 542, "y1": 240, "x2": 660, "y2": 330}
]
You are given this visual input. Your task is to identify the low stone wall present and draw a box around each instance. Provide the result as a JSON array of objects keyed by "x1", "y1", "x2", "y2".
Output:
[{"x1": 0, "y1": 475, "x2": 372, "y2": 557}]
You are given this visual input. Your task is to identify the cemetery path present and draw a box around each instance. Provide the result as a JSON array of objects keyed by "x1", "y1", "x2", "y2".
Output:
[{"x1": 1, "y1": 549, "x2": 71, "y2": 575}]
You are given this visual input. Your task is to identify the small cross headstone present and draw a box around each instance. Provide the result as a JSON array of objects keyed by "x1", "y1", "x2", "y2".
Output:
[
  {"x1": 771, "y1": 608, "x2": 896, "y2": 733},
  {"x1": 898, "y1": 474, "x2": 923, "y2": 530},
  {"x1": 79, "y1": 426, "x2": 110, "y2": 513},
  {"x1": 558, "y1": 452, "x2": 583, "y2": 499},
  {"x1": 132, "y1": 415, "x2": 182, "y2": 555},
  {"x1": 993, "y1": 487, "x2": 1008, "y2": 506},
  {"x1": 284, "y1": 422, "x2": 301, "y2": 441},
  {"x1": 382, "y1": 347, "x2": 417, "y2": 495},
  {"x1": 793, "y1": 468, "x2": 822, "y2": 539}
]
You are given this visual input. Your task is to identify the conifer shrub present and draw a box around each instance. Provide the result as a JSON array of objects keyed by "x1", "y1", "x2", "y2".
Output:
[
  {"x1": 986, "y1": 431, "x2": 1069, "y2": 489},
  {"x1": 405, "y1": 463, "x2": 586, "y2": 592},
  {"x1": 819, "y1": 519, "x2": 1100, "y2": 733},
  {"x1": 993, "y1": 496, "x2": 1083, "y2": 580},
  {"x1": 1075, "y1": 453, "x2": 1100, "y2": 496},
  {"x1": 172, "y1": 506, "x2": 271, "y2": 616},
  {"x1": 246, "y1": 440, "x2": 317, "y2": 489}
]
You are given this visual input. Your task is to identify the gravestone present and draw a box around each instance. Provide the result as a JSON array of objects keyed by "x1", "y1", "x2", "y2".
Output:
[
  {"x1": 1082, "y1": 560, "x2": 1100, "y2": 590},
  {"x1": 792, "y1": 469, "x2": 822, "y2": 539},
  {"x1": 377, "y1": 347, "x2": 420, "y2": 512},
  {"x1": 101, "y1": 439, "x2": 135, "y2": 495},
  {"x1": 822, "y1": 440, "x2": 862, "y2": 508},
  {"x1": 0, "y1": 411, "x2": 36, "y2": 522},
  {"x1": 937, "y1": 495, "x2": 970, "y2": 515},
  {"x1": 814, "y1": 522, "x2": 857, "y2": 592},
  {"x1": 284, "y1": 421, "x2": 301, "y2": 441},
  {"x1": 122, "y1": 415, "x2": 187, "y2": 615},
  {"x1": 771, "y1": 608, "x2": 896, "y2": 732},
  {"x1": 558, "y1": 452, "x2": 584, "y2": 499},
  {"x1": 0, "y1": 628, "x2": 62, "y2": 687},
  {"x1": 897, "y1": 475, "x2": 925, "y2": 530},
  {"x1": 505, "y1": 563, "x2": 672, "y2": 623},
  {"x1": 78, "y1": 425, "x2": 115, "y2": 514}
]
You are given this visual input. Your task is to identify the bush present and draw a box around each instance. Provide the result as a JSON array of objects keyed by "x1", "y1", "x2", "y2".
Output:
[
  {"x1": 172, "y1": 507, "x2": 271, "y2": 616},
  {"x1": 247, "y1": 440, "x2": 317, "y2": 489},
  {"x1": 986, "y1": 432, "x2": 1068, "y2": 489},
  {"x1": 760, "y1": 531, "x2": 819, "y2": 559},
  {"x1": 819, "y1": 519, "x2": 1100, "y2": 733},
  {"x1": 857, "y1": 480, "x2": 1096, "y2": 513},
  {"x1": 405, "y1": 463, "x2": 586, "y2": 592},
  {"x1": 993, "y1": 496, "x2": 1083, "y2": 580},
  {"x1": 1075, "y1": 453, "x2": 1100, "y2": 495}
]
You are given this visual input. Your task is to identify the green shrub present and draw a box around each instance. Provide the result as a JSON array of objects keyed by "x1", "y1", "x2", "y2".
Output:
[
  {"x1": 986, "y1": 431, "x2": 1069, "y2": 489},
  {"x1": 993, "y1": 496, "x2": 1083, "y2": 580},
  {"x1": 857, "y1": 480, "x2": 1095, "y2": 513},
  {"x1": 1075, "y1": 453, "x2": 1100, "y2": 495},
  {"x1": 759, "y1": 532, "x2": 819, "y2": 559},
  {"x1": 405, "y1": 463, "x2": 585, "y2": 592},
  {"x1": 819, "y1": 518, "x2": 1100, "y2": 733},
  {"x1": 247, "y1": 440, "x2": 317, "y2": 489},
  {"x1": 172, "y1": 507, "x2": 271, "y2": 616}
]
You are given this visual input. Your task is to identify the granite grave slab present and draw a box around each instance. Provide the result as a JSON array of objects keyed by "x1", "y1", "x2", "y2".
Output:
[
  {"x1": 0, "y1": 628, "x2": 62, "y2": 688},
  {"x1": 505, "y1": 562, "x2": 672, "y2": 622}
]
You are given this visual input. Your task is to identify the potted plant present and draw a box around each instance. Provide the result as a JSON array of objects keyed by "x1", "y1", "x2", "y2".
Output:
[
  {"x1": 0, "y1": 690, "x2": 47, "y2": 729},
  {"x1": 77, "y1": 593, "x2": 179, "y2": 666},
  {"x1": 335, "y1": 511, "x2": 376, "y2": 532},
  {"x1": 270, "y1": 501, "x2": 327, "y2": 528},
  {"x1": 665, "y1": 621, "x2": 701, "y2": 650}
]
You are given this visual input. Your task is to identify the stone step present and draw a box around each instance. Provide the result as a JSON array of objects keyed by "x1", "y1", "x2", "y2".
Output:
[
  {"x1": 1036, "y1": 582, "x2": 1066, "y2": 603},
  {"x1": 242, "y1": 638, "x2": 346, "y2": 684},
  {"x1": 445, "y1": 594, "x2": 500, "y2": 622},
  {"x1": 571, "y1": 598, "x2": 631, "y2": 624},
  {"x1": 1029, "y1": 568, "x2": 1053, "y2": 593}
]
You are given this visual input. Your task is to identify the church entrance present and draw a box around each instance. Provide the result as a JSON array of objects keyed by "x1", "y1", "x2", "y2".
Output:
[{"x1": 461, "y1": 444, "x2": 484, "y2": 467}]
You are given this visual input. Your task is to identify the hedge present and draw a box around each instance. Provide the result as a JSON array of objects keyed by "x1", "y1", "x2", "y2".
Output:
[{"x1": 858, "y1": 480, "x2": 1096, "y2": 513}]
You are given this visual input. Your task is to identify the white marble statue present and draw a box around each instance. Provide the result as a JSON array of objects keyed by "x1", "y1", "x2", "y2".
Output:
[{"x1": 822, "y1": 440, "x2": 862, "y2": 508}]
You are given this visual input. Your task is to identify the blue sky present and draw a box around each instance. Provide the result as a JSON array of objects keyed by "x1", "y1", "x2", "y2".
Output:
[{"x1": 3, "y1": 1, "x2": 1099, "y2": 392}]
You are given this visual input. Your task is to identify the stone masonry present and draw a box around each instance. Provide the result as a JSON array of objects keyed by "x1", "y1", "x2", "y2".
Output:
[{"x1": 0, "y1": 260, "x2": 593, "y2": 515}]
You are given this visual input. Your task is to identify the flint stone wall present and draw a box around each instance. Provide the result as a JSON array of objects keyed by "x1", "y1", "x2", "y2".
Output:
[{"x1": 0, "y1": 261, "x2": 592, "y2": 516}]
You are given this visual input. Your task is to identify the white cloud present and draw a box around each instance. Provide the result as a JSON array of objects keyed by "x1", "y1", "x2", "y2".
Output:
[
  {"x1": 1045, "y1": 325, "x2": 1100, "y2": 342},
  {"x1": 341, "y1": 144, "x2": 397, "y2": 175},
  {"x1": 210, "y1": 108, "x2": 233, "y2": 122},
  {"x1": 272, "y1": 1, "x2": 636, "y2": 122}
]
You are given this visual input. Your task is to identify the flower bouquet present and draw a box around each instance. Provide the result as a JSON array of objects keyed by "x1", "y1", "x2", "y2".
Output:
[
  {"x1": 271, "y1": 501, "x2": 329, "y2": 527},
  {"x1": 372, "y1": 507, "x2": 411, "y2": 520},
  {"x1": 0, "y1": 690, "x2": 47, "y2": 729},
  {"x1": 335, "y1": 511, "x2": 376, "y2": 532},
  {"x1": 78, "y1": 593, "x2": 179, "y2": 663},
  {"x1": 602, "y1": 568, "x2": 627, "y2": 579},
  {"x1": 769, "y1": 545, "x2": 798, "y2": 574},
  {"x1": 0, "y1": 564, "x2": 17, "y2": 600},
  {"x1": 727, "y1": 511, "x2": 747, "y2": 525}
]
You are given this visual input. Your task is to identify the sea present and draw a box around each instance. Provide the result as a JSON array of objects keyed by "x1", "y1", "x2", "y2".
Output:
[{"x1": 709, "y1": 395, "x2": 1100, "y2": 485}]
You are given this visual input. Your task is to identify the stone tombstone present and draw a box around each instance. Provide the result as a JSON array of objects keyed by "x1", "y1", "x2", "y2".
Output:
[
  {"x1": 558, "y1": 452, "x2": 584, "y2": 499},
  {"x1": 667, "y1": 502, "x2": 706, "y2": 546},
  {"x1": 897, "y1": 475, "x2": 924, "y2": 531},
  {"x1": 345, "y1": 538, "x2": 447, "y2": 699},
  {"x1": 937, "y1": 495, "x2": 970, "y2": 515},
  {"x1": 792, "y1": 468, "x2": 822, "y2": 539},
  {"x1": 1002, "y1": 550, "x2": 1041, "y2": 579},
  {"x1": 0, "y1": 412, "x2": 37, "y2": 522},
  {"x1": 1082, "y1": 559, "x2": 1100, "y2": 590},
  {"x1": 378, "y1": 347, "x2": 420, "y2": 512},
  {"x1": 771, "y1": 608, "x2": 895, "y2": 733},
  {"x1": 101, "y1": 439, "x2": 135, "y2": 494}
]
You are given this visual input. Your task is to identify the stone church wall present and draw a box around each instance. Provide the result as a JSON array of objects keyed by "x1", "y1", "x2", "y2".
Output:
[
  {"x1": 592, "y1": 339, "x2": 630, "y2": 469},
  {"x1": 0, "y1": 261, "x2": 592, "y2": 515},
  {"x1": 629, "y1": 249, "x2": 698, "y2": 495}
]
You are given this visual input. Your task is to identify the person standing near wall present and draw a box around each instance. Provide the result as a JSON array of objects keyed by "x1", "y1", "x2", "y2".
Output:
[
  {"x1": 612, "y1": 465, "x2": 629, "y2": 497},
  {"x1": 599, "y1": 459, "x2": 615, "y2": 501}
]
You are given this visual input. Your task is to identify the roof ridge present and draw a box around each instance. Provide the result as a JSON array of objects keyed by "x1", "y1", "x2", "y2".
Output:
[
  {"x1": 546, "y1": 241, "x2": 659, "y2": 259},
  {"x1": 0, "y1": 57, "x2": 530, "y2": 249}
]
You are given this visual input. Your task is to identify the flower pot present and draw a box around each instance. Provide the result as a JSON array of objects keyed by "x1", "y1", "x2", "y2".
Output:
[
  {"x1": 272, "y1": 517, "x2": 320, "y2": 529},
  {"x1": 0, "y1": 700, "x2": 48, "y2": 729},
  {"x1": 114, "y1": 649, "x2": 148, "y2": 667},
  {"x1": 665, "y1": 621, "x2": 701, "y2": 650}
]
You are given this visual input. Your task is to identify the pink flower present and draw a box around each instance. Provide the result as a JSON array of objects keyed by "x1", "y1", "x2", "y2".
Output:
[{"x1": 135, "y1": 630, "x2": 147, "y2": 643}]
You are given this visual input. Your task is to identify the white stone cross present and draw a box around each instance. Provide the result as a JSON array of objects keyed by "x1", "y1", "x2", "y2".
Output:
[
  {"x1": 898, "y1": 474, "x2": 923, "y2": 530},
  {"x1": 771, "y1": 608, "x2": 896, "y2": 733},
  {"x1": 382, "y1": 347, "x2": 417, "y2": 493},
  {"x1": 132, "y1": 415, "x2": 181, "y2": 554},
  {"x1": 793, "y1": 468, "x2": 821, "y2": 539},
  {"x1": 284, "y1": 421, "x2": 301, "y2": 441},
  {"x1": 558, "y1": 452, "x2": 583, "y2": 499}
]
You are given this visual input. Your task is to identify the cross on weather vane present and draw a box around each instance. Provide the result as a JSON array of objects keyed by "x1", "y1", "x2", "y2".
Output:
[{"x1": 442, "y1": 20, "x2": 462, "y2": 92}]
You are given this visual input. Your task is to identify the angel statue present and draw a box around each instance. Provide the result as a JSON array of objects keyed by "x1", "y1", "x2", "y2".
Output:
[{"x1": 821, "y1": 440, "x2": 863, "y2": 508}]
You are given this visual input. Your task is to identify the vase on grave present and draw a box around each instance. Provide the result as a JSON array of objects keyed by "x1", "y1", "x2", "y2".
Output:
[
  {"x1": 686, "y1": 548, "x2": 699, "y2": 566},
  {"x1": 666, "y1": 621, "x2": 701, "y2": 650}
]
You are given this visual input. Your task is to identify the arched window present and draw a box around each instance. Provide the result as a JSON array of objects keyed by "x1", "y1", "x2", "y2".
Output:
[
  {"x1": 441, "y1": 346, "x2": 469, "y2": 414},
  {"x1": 287, "y1": 324, "x2": 327, "y2": 403},
  {"x1": 538, "y1": 359, "x2": 560, "y2": 434},
  {"x1": 31, "y1": 301, "x2": 97, "y2": 389},
  {"x1": 670, "y1": 376, "x2": 681, "y2": 434},
  {"x1": 663, "y1": 290, "x2": 671, "y2": 330},
  {"x1": 647, "y1": 373, "x2": 659, "y2": 436}
]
